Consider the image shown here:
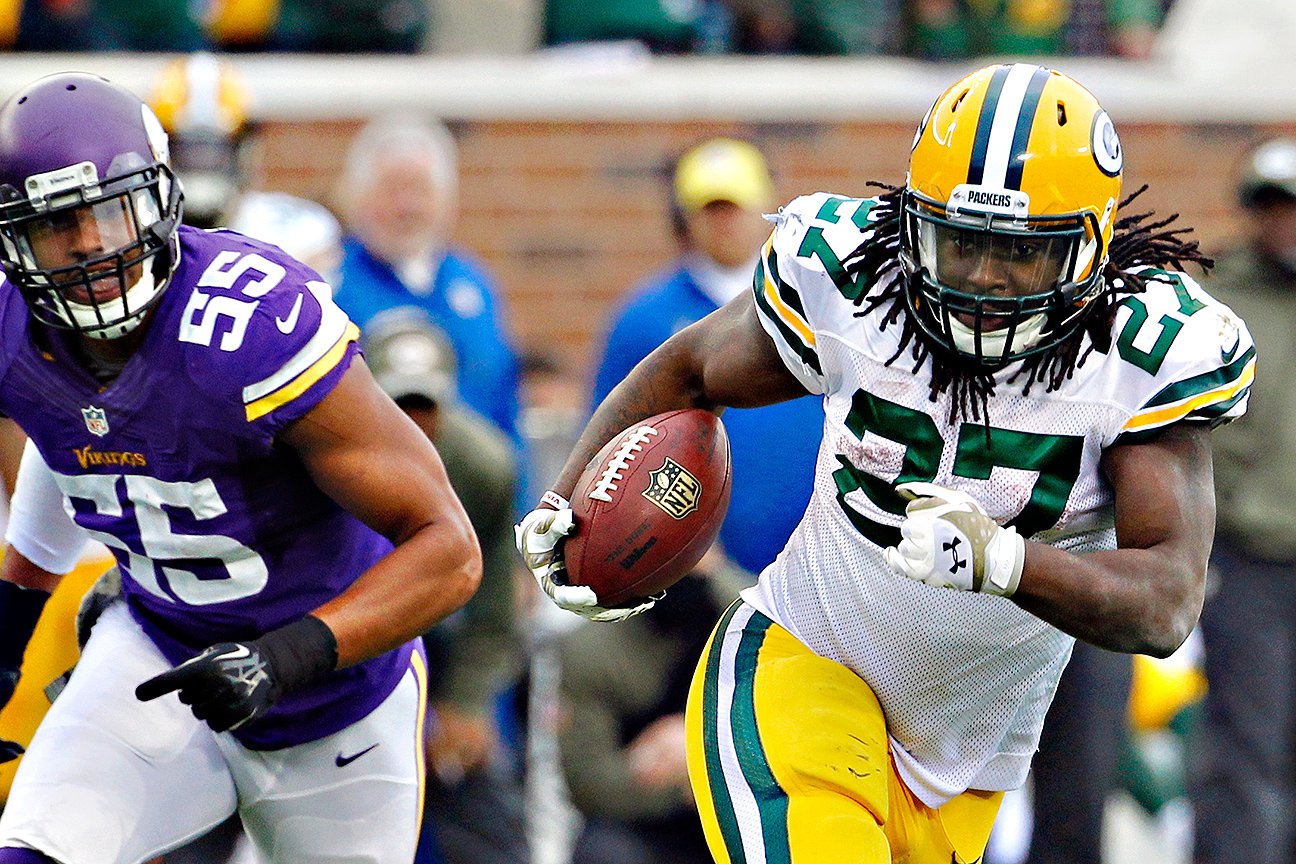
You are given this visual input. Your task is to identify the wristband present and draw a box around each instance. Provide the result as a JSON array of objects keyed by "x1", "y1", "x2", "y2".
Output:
[
  {"x1": 253, "y1": 615, "x2": 338, "y2": 694},
  {"x1": 541, "y1": 490, "x2": 570, "y2": 510},
  {"x1": 0, "y1": 580, "x2": 50, "y2": 671}
]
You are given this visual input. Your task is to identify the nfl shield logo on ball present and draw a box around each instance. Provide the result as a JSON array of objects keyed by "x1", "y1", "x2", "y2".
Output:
[
  {"x1": 643, "y1": 458, "x2": 701, "y2": 519},
  {"x1": 81, "y1": 406, "x2": 109, "y2": 437}
]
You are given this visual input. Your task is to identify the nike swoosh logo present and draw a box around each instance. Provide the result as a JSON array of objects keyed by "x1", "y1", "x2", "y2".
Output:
[
  {"x1": 275, "y1": 293, "x2": 303, "y2": 334},
  {"x1": 335, "y1": 743, "x2": 379, "y2": 767},
  {"x1": 213, "y1": 645, "x2": 251, "y2": 662},
  {"x1": 1220, "y1": 333, "x2": 1241, "y2": 363}
]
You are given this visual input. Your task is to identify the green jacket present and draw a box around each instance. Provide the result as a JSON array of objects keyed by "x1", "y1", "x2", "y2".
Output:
[
  {"x1": 427, "y1": 406, "x2": 523, "y2": 711},
  {"x1": 1203, "y1": 246, "x2": 1296, "y2": 561}
]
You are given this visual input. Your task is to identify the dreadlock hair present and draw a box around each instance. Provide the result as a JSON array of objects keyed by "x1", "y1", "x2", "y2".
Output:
[{"x1": 842, "y1": 183, "x2": 1214, "y2": 427}]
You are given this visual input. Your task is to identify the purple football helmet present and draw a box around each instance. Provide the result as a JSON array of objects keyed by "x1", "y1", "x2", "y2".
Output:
[{"x1": 0, "y1": 72, "x2": 183, "y2": 339}]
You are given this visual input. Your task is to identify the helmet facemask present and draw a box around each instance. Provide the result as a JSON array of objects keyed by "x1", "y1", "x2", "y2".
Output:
[
  {"x1": 900, "y1": 188, "x2": 1109, "y2": 369},
  {"x1": 0, "y1": 156, "x2": 181, "y2": 340}
]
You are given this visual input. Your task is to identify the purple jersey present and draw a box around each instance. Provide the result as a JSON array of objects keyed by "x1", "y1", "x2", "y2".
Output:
[{"x1": 0, "y1": 225, "x2": 415, "y2": 749}]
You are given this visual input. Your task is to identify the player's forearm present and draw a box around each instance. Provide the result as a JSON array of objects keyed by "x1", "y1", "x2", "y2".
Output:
[
  {"x1": 552, "y1": 341, "x2": 713, "y2": 501},
  {"x1": 313, "y1": 518, "x2": 482, "y2": 668},
  {"x1": 0, "y1": 545, "x2": 64, "y2": 594},
  {"x1": 550, "y1": 299, "x2": 801, "y2": 501},
  {"x1": 1011, "y1": 541, "x2": 1206, "y2": 657}
]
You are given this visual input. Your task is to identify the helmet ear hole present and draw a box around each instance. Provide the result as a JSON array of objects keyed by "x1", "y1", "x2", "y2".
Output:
[
  {"x1": 951, "y1": 89, "x2": 969, "y2": 112},
  {"x1": 1057, "y1": 102, "x2": 1067, "y2": 126}
]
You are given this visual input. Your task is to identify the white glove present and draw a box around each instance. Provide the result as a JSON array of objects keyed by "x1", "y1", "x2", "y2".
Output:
[
  {"x1": 515, "y1": 496, "x2": 656, "y2": 623},
  {"x1": 883, "y1": 481, "x2": 1025, "y2": 597}
]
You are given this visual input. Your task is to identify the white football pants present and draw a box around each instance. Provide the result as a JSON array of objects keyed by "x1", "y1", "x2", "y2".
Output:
[{"x1": 0, "y1": 602, "x2": 426, "y2": 864}]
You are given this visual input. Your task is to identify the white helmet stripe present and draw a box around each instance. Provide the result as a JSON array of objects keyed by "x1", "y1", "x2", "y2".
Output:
[{"x1": 971, "y1": 64, "x2": 1048, "y2": 191}]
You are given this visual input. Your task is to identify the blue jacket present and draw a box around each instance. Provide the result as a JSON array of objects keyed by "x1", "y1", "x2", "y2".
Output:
[
  {"x1": 593, "y1": 264, "x2": 820, "y2": 575},
  {"x1": 333, "y1": 237, "x2": 523, "y2": 444}
]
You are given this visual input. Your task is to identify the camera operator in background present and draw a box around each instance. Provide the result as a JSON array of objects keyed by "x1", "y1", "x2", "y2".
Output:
[{"x1": 361, "y1": 310, "x2": 529, "y2": 864}]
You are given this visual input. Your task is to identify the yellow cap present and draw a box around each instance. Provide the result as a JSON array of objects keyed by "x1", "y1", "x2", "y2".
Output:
[{"x1": 674, "y1": 138, "x2": 774, "y2": 215}]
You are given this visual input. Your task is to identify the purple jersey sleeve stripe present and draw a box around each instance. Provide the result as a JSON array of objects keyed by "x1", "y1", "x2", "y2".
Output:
[{"x1": 244, "y1": 321, "x2": 360, "y2": 421}]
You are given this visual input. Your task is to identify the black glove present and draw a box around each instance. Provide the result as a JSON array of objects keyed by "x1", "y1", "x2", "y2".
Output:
[
  {"x1": 136, "y1": 615, "x2": 338, "y2": 733},
  {"x1": 0, "y1": 580, "x2": 51, "y2": 763},
  {"x1": 0, "y1": 669, "x2": 24, "y2": 762}
]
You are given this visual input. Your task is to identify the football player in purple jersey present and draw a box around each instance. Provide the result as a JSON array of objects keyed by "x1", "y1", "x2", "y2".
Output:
[{"x1": 0, "y1": 72, "x2": 482, "y2": 864}]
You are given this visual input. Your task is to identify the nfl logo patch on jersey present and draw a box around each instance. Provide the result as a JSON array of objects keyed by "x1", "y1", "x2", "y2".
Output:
[{"x1": 81, "y1": 406, "x2": 109, "y2": 437}]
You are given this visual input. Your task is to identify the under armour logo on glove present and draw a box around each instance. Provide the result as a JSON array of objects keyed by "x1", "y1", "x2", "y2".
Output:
[
  {"x1": 943, "y1": 537, "x2": 967, "y2": 574},
  {"x1": 883, "y1": 481, "x2": 1026, "y2": 597}
]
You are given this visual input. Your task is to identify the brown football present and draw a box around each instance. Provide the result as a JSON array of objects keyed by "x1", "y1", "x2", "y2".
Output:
[{"x1": 563, "y1": 409, "x2": 732, "y2": 606}]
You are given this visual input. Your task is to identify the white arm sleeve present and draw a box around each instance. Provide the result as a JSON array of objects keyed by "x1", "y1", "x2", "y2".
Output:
[{"x1": 5, "y1": 439, "x2": 88, "y2": 575}]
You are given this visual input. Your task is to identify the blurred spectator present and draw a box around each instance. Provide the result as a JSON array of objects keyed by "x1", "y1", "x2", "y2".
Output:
[
  {"x1": 362, "y1": 310, "x2": 528, "y2": 864},
  {"x1": 263, "y1": 0, "x2": 428, "y2": 52},
  {"x1": 781, "y1": 0, "x2": 902, "y2": 53},
  {"x1": 906, "y1": 0, "x2": 1161, "y2": 59},
  {"x1": 519, "y1": 348, "x2": 586, "y2": 505},
  {"x1": 199, "y1": 0, "x2": 428, "y2": 51},
  {"x1": 557, "y1": 552, "x2": 746, "y2": 864},
  {"x1": 13, "y1": 0, "x2": 210, "y2": 50},
  {"x1": 544, "y1": 0, "x2": 738, "y2": 53},
  {"x1": 543, "y1": 0, "x2": 900, "y2": 53},
  {"x1": 149, "y1": 52, "x2": 342, "y2": 274},
  {"x1": 331, "y1": 113, "x2": 525, "y2": 445},
  {"x1": 424, "y1": 0, "x2": 543, "y2": 53},
  {"x1": 591, "y1": 137, "x2": 819, "y2": 576},
  {"x1": 1119, "y1": 644, "x2": 1205, "y2": 821},
  {"x1": 1188, "y1": 137, "x2": 1296, "y2": 864},
  {"x1": 205, "y1": 0, "x2": 280, "y2": 51}
]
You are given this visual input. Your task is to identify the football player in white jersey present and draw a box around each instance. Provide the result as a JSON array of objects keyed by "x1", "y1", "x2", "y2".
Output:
[{"x1": 518, "y1": 63, "x2": 1254, "y2": 864}]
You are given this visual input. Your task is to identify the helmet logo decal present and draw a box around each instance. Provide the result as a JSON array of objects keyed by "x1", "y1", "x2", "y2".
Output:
[
  {"x1": 81, "y1": 406, "x2": 110, "y2": 437},
  {"x1": 967, "y1": 64, "x2": 1051, "y2": 191},
  {"x1": 1091, "y1": 110, "x2": 1122, "y2": 177}
]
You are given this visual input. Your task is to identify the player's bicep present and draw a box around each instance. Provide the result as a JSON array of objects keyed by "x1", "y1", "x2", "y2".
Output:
[
  {"x1": 672, "y1": 292, "x2": 811, "y2": 410},
  {"x1": 1102, "y1": 422, "x2": 1215, "y2": 565},
  {"x1": 279, "y1": 357, "x2": 464, "y2": 545}
]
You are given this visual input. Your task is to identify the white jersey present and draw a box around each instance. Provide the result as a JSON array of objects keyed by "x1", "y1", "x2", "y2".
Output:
[{"x1": 742, "y1": 192, "x2": 1253, "y2": 807}]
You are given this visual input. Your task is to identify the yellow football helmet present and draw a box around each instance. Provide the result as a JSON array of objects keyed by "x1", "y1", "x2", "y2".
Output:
[
  {"x1": 148, "y1": 53, "x2": 251, "y2": 228},
  {"x1": 900, "y1": 63, "x2": 1123, "y2": 367}
]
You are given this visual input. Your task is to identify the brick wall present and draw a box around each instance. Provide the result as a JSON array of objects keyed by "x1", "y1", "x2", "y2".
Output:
[{"x1": 258, "y1": 117, "x2": 1296, "y2": 383}]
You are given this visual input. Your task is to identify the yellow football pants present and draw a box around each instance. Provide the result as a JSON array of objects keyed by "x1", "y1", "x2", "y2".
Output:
[
  {"x1": 685, "y1": 601, "x2": 1002, "y2": 864},
  {"x1": 0, "y1": 551, "x2": 114, "y2": 802}
]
